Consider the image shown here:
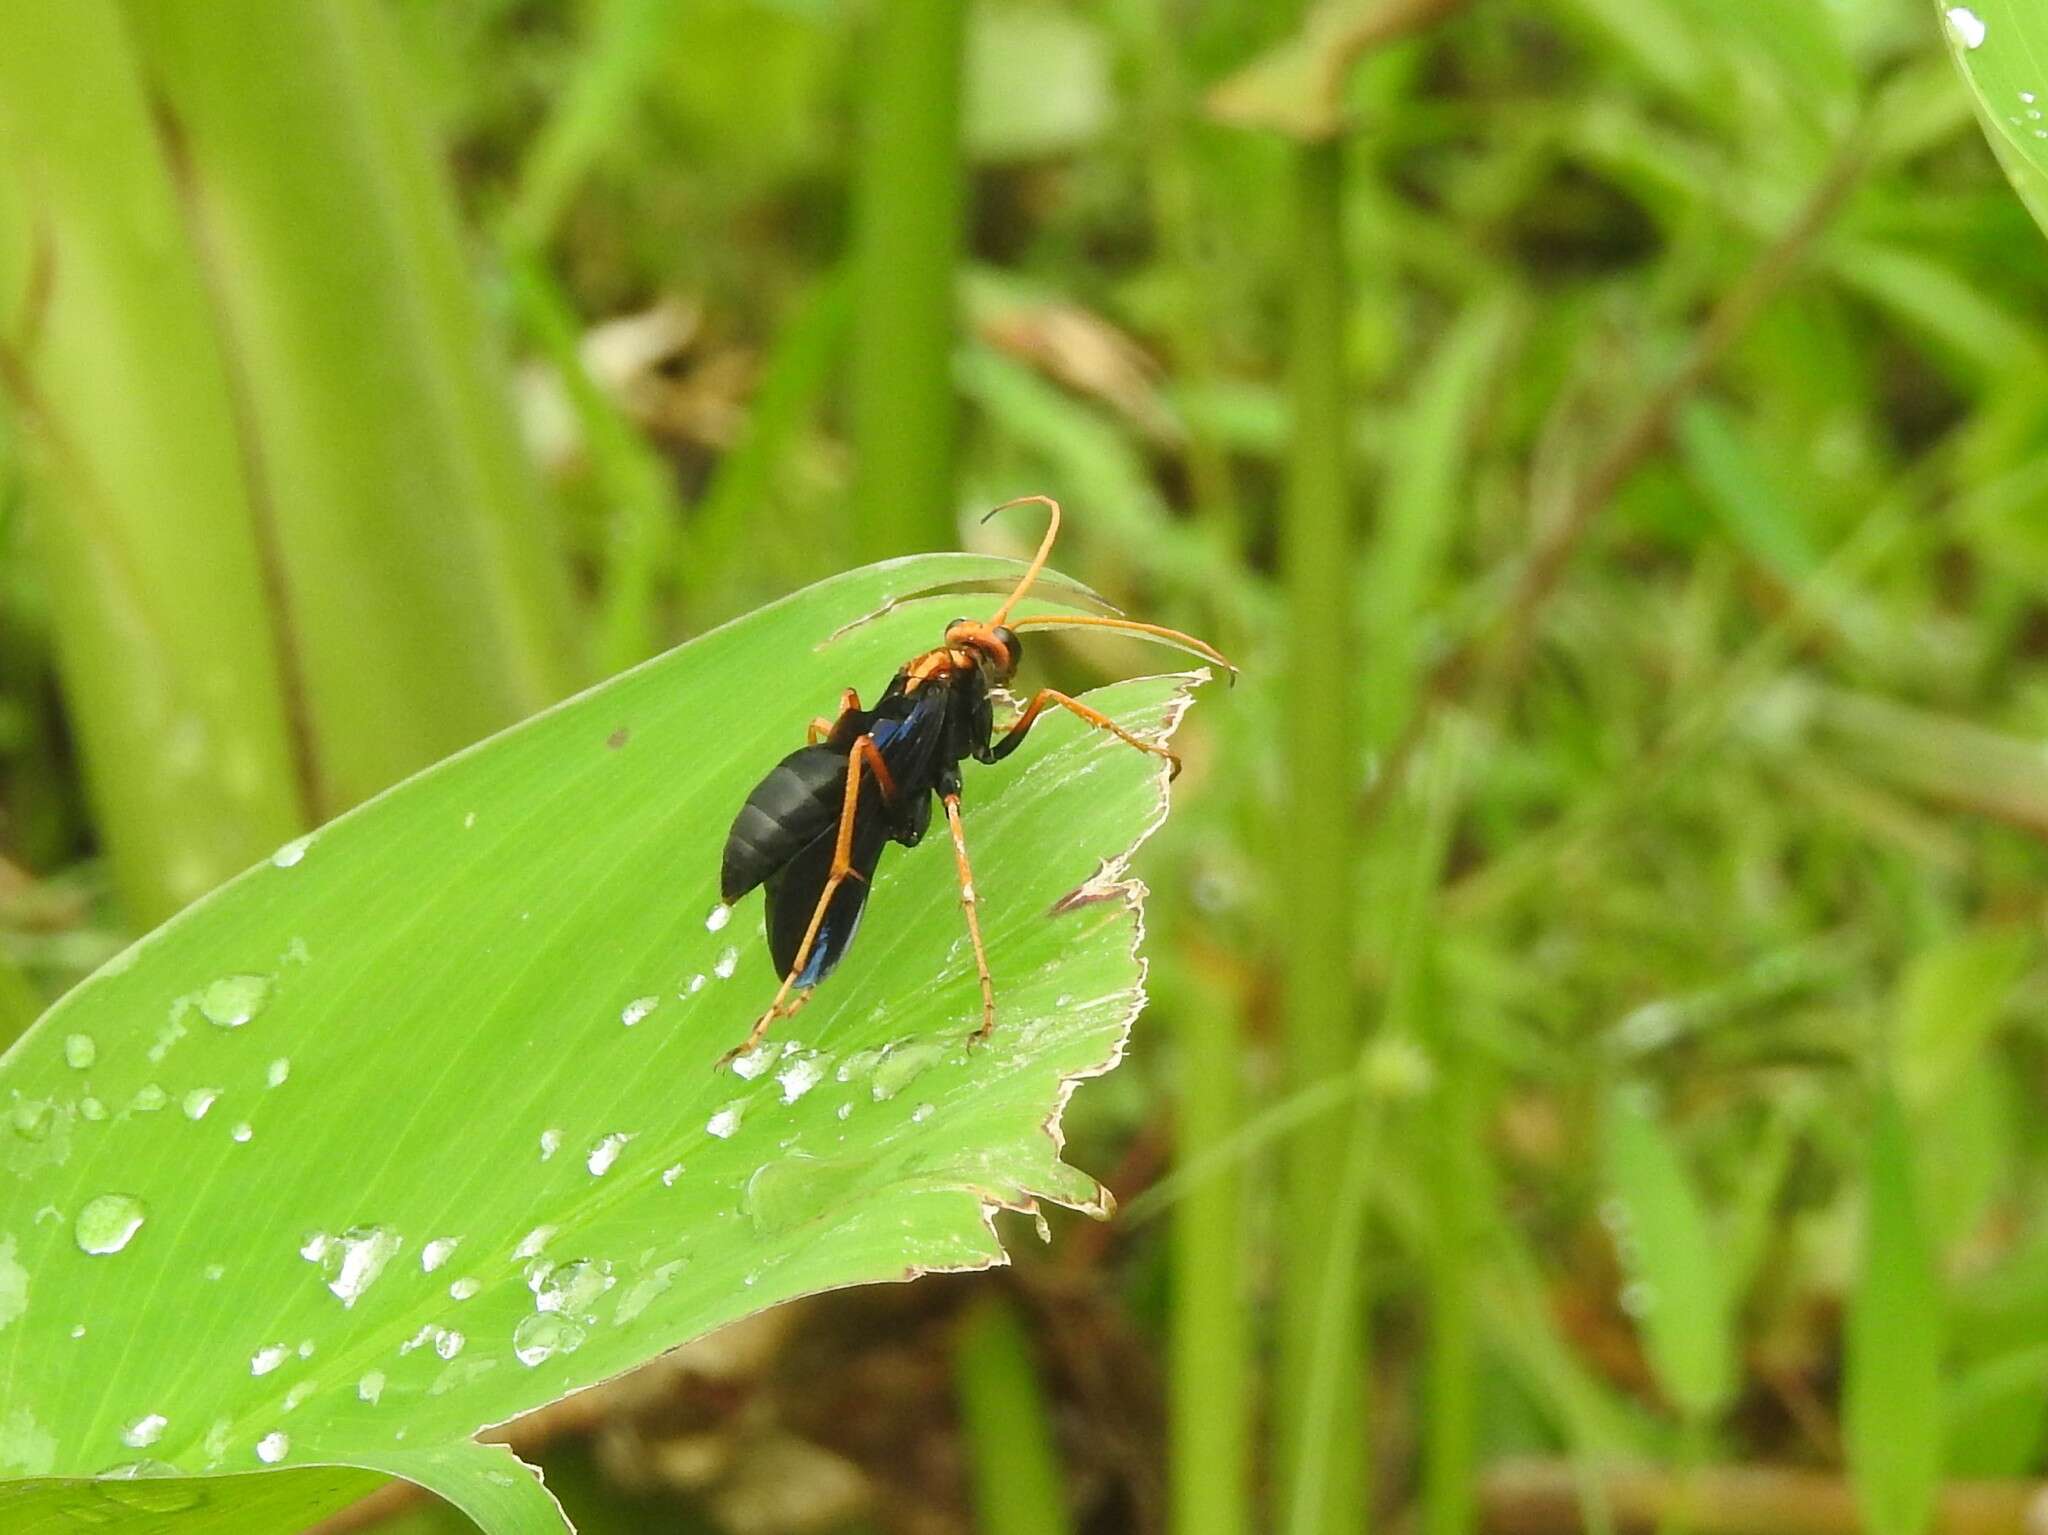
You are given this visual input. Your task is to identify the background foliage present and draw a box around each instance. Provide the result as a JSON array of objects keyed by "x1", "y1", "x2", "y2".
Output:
[{"x1": 3, "y1": 0, "x2": 2047, "y2": 1532}]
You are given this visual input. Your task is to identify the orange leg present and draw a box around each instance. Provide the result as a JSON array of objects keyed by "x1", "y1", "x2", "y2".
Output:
[
  {"x1": 723, "y1": 734, "x2": 893, "y2": 1066},
  {"x1": 995, "y1": 689, "x2": 1181, "y2": 779},
  {"x1": 942, "y1": 794, "x2": 997, "y2": 1041},
  {"x1": 807, "y1": 688, "x2": 864, "y2": 745}
]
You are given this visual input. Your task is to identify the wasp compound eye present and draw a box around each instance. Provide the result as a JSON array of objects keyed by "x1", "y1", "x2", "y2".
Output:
[{"x1": 989, "y1": 626, "x2": 1022, "y2": 673}]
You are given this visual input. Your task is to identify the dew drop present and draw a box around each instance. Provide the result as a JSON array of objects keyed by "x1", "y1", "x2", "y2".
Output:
[
  {"x1": 436, "y1": 1329, "x2": 465, "y2": 1360},
  {"x1": 121, "y1": 1414, "x2": 167, "y2": 1449},
  {"x1": 1621, "y1": 1280, "x2": 1656, "y2": 1317},
  {"x1": 304, "y1": 1226, "x2": 402, "y2": 1308},
  {"x1": 836, "y1": 1102, "x2": 851, "y2": 1122},
  {"x1": 284, "y1": 1382, "x2": 314, "y2": 1412},
  {"x1": 1947, "y1": 5, "x2": 1987, "y2": 48},
  {"x1": 586, "y1": 1132, "x2": 634, "y2": 1177},
  {"x1": 203, "y1": 1263, "x2": 225, "y2": 1282},
  {"x1": 271, "y1": 834, "x2": 314, "y2": 869},
  {"x1": 705, "y1": 903, "x2": 732, "y2": 933},
  {"x1": 298, "y1": 1340, "x2": 316, "y2": 1359},
  {"x1": 870, "y1": 1039, "x2": 946, "y2": 1102},
  {"x1": 731, "y1": 1050, "x2": 768, "y2": 1081},
  {"x1": 450, "y1": 1276, "x2": 480, "y2": 1301},
  {"x1": 266, "y1": 1059, "x2": 290, "y2": 1089},
  {"x1": 131, "y1": 1085, "x2": 168, "y2": 1113},
  {"x1": 774, "y1": 1056, "x2": 823, "y2": 1105},
  {"x1": 687, "y1": 974, "x2": 707, "y2": 995},
  {"x1": 713, "y1": 946, "x2": 739, "y2": 979},
  {"x1": 421, "y1": 1237, "x2": 460, "y2": 1273},
  {"x1": 255, "y1": 1431, "x2": 289, "y2": 1464},
  {"x1": 706, "y1": 1103, "x2": 743, "y2": 1139},
  {"x1": 661, "y1": 1163, "x2": 684, "y2": 1187},
  {"x1": 199, "y1": 974, "x2": 271, "y2": 1029},
  {"x1": 251, "y1": 1344, "x2": 287, "y2": 1376},
  {"x1": 539, "y1": 1129, "x2": 562, "y2": 1162},
  {"x1": 70, "y1": 1325, "x2": 86, "y2": 1340},
  {"x1": 512, "y1": 1312, "x2": 586, "y2": 1367},
  {"x1": 231, "y1": 1123, "x2": 253, "y2": 1144},
  {"x1": 182, "y1": 1088, "x2": 220, "y2": 1121},
  {"x1": 620, "y1": 995, "x2": 658, "y2": 1028},
  {"x1": 911, "y1": 1102, "x2": 934, "y2": 1124},
  {"x1": 79, "y1": 1098, "x2": 107, "y2": 1122},
  {"x1": 64, "y1": 1035, "x2": 96, "y2": 1070},
  {"x1": 531, "y1": 1257, "x2": 614, "y2": 1316},
  {"x1": 512, "y1": 1224, "x2": 555, "y2": 1260},
  {"x1": 75, "y1": 1194, "x2": 146, "y2": 1256},
  {"x1": 358, "y1": 1370, "x2": 386, "y2": 1404}
]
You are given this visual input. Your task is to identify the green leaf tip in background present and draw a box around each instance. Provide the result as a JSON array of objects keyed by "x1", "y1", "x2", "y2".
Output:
[
  {"x1": 1600, "y1": 1089, "x2": 1736, "y2": 1423},
  {"x1": 0, "y1": 553, "x2": 1213, "y2": 1534},
  {"x1": 1936, "y1": 0, "x2": 2048, "y2": 240},
  {"x1": 1845, "y1": 1088, "x2": 1944, "y2": 1535}
]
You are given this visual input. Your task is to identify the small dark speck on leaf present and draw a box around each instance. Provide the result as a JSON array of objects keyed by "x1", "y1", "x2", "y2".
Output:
[{"x1": 606, "y1": 727, "x2": 630, "y2": 750}]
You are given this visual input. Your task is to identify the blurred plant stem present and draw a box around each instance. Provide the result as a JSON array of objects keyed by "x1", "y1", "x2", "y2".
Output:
[
  {"x1": 0, "y1": 1, "x2": 576, "y2": 927},
  {"x1": 0, "y1": 948, "x2": 42, "y2": 1047},
  {"x1": 954, "y1": 1293, "x2": 1073, "y2": 1535},
  {"x1": 1164, "y1": 946, "x2": 1251, "y2": 1535},
  {"x1": 1121, "y1": 0, "x2": 1242, "y2": 555},
  {"x1": 1276, "y1": 136, "x2": 1364, "y2": 1535},
  {"x1": 0, "y1": 3, "x2": 305, "y2": 924},
  {"x1": 848, "y1": 0, "x2": 966, "y2": 561},
  {"x1": 123, "y1": 0, "x2": 575, "y2": 810},
  {"x1": 495, "y1": 0, "x2": 686, "y2": 674},
  {"x1": 502, "y1": 251, "x2": 679, "y2": 677},
  {"x1": 1480, "y1": 1460, "x2": 2046, "y2": 1535}
]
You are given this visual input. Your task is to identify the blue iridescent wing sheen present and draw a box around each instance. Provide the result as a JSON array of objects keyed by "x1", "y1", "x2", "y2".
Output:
[
  {"x1": 868, "y1": 679, "x2": 952, "y2": 813},
  {"x1": 764, "y1": 809, "x2": 890, "y2": 986},
  {"x1": 760, "y1": 673, "x2": 960, "y2": 986}
]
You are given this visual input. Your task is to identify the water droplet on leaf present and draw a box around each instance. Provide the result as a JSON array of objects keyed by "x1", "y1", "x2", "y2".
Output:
[
  {"x1": 586, "y1": 1132, "x2": 634, "y2": 1177},
  {"x1": 512, "y1": 1313, "x2": 586, "y2": 1368},
  {"x1": 271, "y1": 834, "x2": 314, "y2": 869},
  {"x1": 198, "y1": 974, "x2": 271, "y2": 1029},
  {"x1": 421, "y1": 1237, "x2": 460, "y2": 1273},
  {"x1": 120, "y1": 1414, "x2": 166, "y2": 1449},
  {"x1": 75, "y1": 1195, "x2": 146, "y2": 1256}
]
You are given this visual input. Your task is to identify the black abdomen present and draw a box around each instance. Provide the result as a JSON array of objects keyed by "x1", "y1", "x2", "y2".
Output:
[{"x1": 721, "y1": 745, "x2": 849, "y2": 902}]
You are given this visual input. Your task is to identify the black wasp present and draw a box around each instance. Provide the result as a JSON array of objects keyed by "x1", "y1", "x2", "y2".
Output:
[{"x1": 717, "y1": 496, "x2": 1231, "y2": 1065}]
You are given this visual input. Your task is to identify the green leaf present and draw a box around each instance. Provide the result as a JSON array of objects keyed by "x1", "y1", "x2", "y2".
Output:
[
  {"x1": 1892, "y1": 928, "x2": 2032, "y2": 1112},
  {"x1": 1845, "y1": 1089, "x2": 1945, "y2": 1535},
  {"x1": 0, "y1": 554, "x2": 1208, "y2": 1532},
  {"x1": 1935, "y1": 0, "x2": 2048, "y2": 241},
  {"x1": 1600, "y1": 1091, "x2": 1735, "y2": 1421}
]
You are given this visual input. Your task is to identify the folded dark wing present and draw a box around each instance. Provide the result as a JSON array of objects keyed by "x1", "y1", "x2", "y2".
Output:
[{"x1": 764, "y1": 808, "x2": 892, "y2": 986}]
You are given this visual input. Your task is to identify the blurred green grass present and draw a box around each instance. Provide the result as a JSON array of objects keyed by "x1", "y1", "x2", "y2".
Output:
[{"x1": 4, "y1": 0, "x2": 2048, "y2": 1532}]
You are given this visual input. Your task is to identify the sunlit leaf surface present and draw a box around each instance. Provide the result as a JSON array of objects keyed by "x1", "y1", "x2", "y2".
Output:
[
  {"x1": 1938, "y1": 0, "x2": 2048, "y2": 238},
  {"x1": 0, "y1": 554, "x2": 1206, "y2": 1532}
]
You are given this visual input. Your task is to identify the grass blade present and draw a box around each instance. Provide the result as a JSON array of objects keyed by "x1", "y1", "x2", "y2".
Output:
[{"x1": 1844, "y1": 1088, "x2": 1944, "y2": 1535}]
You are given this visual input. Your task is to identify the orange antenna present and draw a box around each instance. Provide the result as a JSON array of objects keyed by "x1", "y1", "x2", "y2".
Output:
[
  {"x1": 982, "y1": 494, "x2": 1063, "y2": 626},
  {"x1": 1009, "y1": 612, "x2": 1237, "y2": 678}
]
